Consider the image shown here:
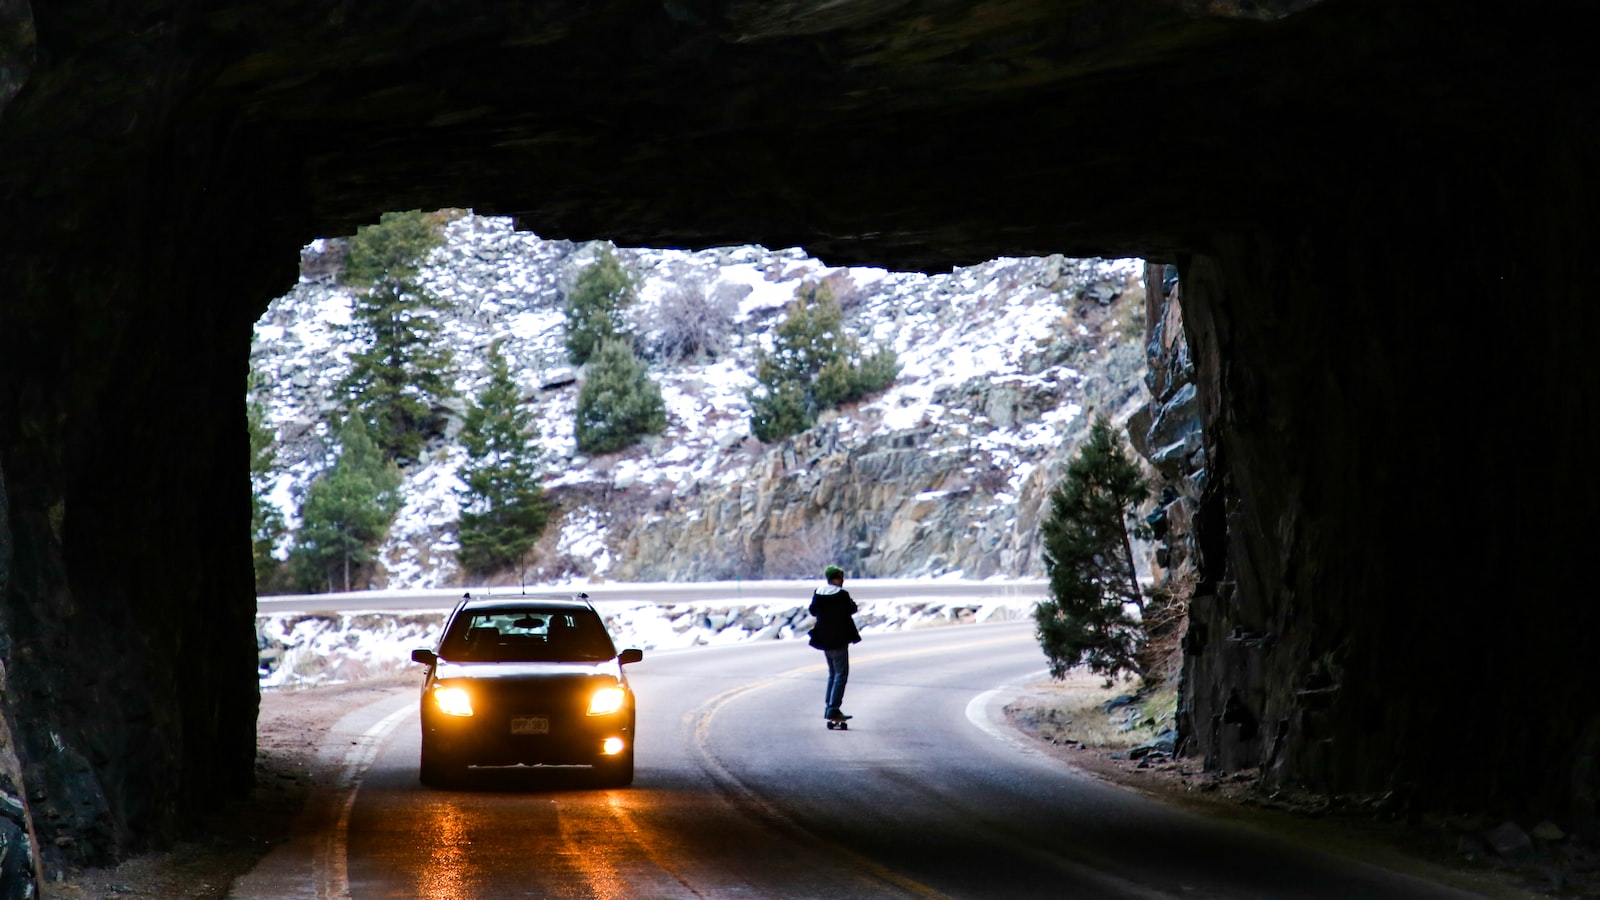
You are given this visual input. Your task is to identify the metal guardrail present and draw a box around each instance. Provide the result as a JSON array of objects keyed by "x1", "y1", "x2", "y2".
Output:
[{"x1": 257, "y1": 579, "x2": 1049, "y2": 614}]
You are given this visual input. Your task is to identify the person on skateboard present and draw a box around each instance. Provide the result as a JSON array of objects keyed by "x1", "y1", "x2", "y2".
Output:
[{"x1": 809, "y1": 565, "x2": 862, "y2": 727}]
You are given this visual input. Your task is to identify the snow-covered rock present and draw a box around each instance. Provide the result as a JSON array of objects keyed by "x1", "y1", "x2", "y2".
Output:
[
  {"x1": 251, "y1": 214, "x2": 1147, "y2": 589},
  {"x1": 256, "y1": 597, "x2": 1033, "y2": 689}
]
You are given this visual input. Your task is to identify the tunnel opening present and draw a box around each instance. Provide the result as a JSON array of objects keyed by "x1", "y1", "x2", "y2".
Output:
[
  {"x1": 248, "y1": 214, "x2": 1157, "y2": 603},
  {"x1": 2, "y1": 0, "x2": 1598, "y2": 890}
]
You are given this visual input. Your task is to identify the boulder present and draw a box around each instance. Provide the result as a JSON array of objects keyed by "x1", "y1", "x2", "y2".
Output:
[
  {"x1": 1531, "y1": 821, "x2": 1566, "y2": 843},
  {"x1": 1144, "y1": 382, "x2": 1200, "y2": 450},
  {"x1": 1129, "y1": 728, "x2": 1178, "y2": 760},
  {"x1": 1483, "y1": 821, "x2": 1535, "y2": 861},
  {"x1": 1104, "y1": 694, "x2": 1139, "y2": 713},
  {"x1": 0, "y1": 801, "x2": 35, "y2": 899}
]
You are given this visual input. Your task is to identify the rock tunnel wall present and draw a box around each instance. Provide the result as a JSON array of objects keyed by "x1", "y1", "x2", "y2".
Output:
[
  {"x1": 0, "y1": 111, "x2": 307, "y2": 871},
  {"x1": 1175, "y1": 140, "x2": 1600, "y2": 824},
  {"x1": 1, "y1": 0, "x2": 1598, "y2": 885}
]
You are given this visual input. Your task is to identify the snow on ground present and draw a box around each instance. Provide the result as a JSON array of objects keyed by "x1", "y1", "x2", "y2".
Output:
[
  {"x1": 251, "y1": 214, "x2": 1141, "y2": 588},
  {"x1": 555, "y1": 509, "x2": 612, "y2": 575},
  {"x1": 257, "y1": 596, "x2": 1036, "y2": 689}
]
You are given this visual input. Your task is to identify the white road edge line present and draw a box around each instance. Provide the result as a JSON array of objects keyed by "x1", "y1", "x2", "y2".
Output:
[
  {"x1": 963, "y1": 669, "x2": 1051, "y2": 757},
  {"x1": 963, "y1": 672, "x2": 1179, "y2": 899},
  {"x1": 322, "y1": 701, "x2": 415, "y2": 900}
]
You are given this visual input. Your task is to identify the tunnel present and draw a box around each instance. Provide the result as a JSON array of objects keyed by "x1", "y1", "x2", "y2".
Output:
[{"x1": 0, "y1": 0, "x2": 1596, "y2": 883}]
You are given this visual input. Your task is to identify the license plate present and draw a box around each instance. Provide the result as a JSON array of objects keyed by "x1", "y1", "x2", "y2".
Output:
[{"x1": 510, "y1": 716, "x2": 549, "y2": 735}]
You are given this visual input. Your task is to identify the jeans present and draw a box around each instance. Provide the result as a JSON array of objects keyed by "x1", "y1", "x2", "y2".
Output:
[{"x1": 823, "y1": 647, "x2": 850, "y2": 717}]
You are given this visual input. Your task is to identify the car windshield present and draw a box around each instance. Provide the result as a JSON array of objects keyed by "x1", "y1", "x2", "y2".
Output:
[{"x1": 439, "y1": 607, "x2": 618, "y2": 663}]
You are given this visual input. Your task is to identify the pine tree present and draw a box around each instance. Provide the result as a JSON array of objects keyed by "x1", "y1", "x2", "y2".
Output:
[
  {"x1": 456, "y1": 341, "x2": 550, "y2": 580},
  {"x1": 1034, "y1": 415, "x2": 1151, "y2": 680},
  {"x1": 291, "y1": 413, "x2": 404, "y2": 592},
  {"x1": 565, "y1": 247, "x2": 635, "y2": 365},
  {"x1": 748, "y1": 282, "x2": 898, "y2": 443},
  {"x1": 247, "y1": 377, "x2": 285, "y2": 588},
  {"x1": 341, "y1": 210, "x2": 455, "y2": 464},
  {"x1": 748, "y1": 380, "x2": 810, "y2": 447},
  {"x1": 575, "y1": 338, "x2": 667, "y2": 454}
]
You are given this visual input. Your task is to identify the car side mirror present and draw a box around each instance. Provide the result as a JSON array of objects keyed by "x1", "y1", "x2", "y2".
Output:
[
  {"x1": 617, "y1": 648, "x2": 644, "y2": 665},
  {"x1": 411, "y1": 648, "x2": 437, "y2": 666}
]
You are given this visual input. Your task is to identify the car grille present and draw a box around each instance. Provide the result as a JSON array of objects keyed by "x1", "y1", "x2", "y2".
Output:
[{"x1": 467, "y1": 674, "x2": 601, "y2": 720}]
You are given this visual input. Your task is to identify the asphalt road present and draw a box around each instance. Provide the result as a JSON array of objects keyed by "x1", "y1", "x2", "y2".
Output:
[{"x1": 235, "y1": 621, "x2": 1477, "y2": 899}]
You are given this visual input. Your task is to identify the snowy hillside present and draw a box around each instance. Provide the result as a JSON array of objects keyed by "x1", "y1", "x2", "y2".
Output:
[{"x1": 251, "y1": 213, "x2": 1144, "y2": 589}]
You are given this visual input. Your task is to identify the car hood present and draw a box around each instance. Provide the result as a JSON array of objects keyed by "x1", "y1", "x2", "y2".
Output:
[{"x1": 433, "y1": 658, "x2": 624, "y2": 681}]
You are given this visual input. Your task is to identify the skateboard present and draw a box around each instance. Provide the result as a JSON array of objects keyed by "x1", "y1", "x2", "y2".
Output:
[{"x1": 825, "y1": 716, "x2": 851, "y2": 730}]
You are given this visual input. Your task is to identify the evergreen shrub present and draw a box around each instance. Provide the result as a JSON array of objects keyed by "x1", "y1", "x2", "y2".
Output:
[
  {"x1": 565, "y1": 247, "x2": 635, "y2": 365},
  {"x1": 1034, "y1": 415, "x2": 1151, "y2": 680},
  {"x1": 248, "y1": 375, "x2": 284, "y2": 589},
  {"x1": 748, "y1": 282, "x2": 899, "y2": 443},
  {"x1": 341, "y1": 210, "x2": 455, "y2": 463},
  {"x1": 290, "y1": 414, "x2": 404, "y2": 593},
  {"x1": 456, "y1": 341, "x2": 550, "y2": 579},
  {"x1": 575, "y1": 338, "x2": 667, "y2": 454}
]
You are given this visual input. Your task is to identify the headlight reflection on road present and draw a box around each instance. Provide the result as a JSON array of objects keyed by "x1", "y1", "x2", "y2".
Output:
[{"x1": 416, "y1": 804, "x2": 474, "y2": 900}]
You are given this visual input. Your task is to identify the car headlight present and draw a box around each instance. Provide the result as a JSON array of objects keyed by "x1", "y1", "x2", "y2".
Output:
[
  {"x1": 433, "y1": 686, "x2": 474, "y2": 717},
  {"x1": 587, "y1": 686, "x2": 626, "y2": 716}
]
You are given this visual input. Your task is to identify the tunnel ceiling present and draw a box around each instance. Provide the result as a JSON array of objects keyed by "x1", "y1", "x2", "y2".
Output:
[
  {"x1": 1, "y1": 0, "x2": 1597, "y2": 881},
  {"x1": 3, "y1": 0, "x2": 1526, "y2": 269}
]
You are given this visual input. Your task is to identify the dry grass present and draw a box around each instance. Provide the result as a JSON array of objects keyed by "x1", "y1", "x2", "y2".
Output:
[
  {"x1": 1002, "y1": 673, "x2": 1561, "y2": 899},
  {"x1": 1003, "y1": 669, "x2": 1169, "y2": 751}
]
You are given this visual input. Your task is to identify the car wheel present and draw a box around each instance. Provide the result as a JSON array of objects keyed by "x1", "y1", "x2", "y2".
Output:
[
  {"x1": 419, "y1": 736, "x2": 464, "y2": 788},
  {"x1": 595, "y1": 748, "x2": 635, "y2": 788}
]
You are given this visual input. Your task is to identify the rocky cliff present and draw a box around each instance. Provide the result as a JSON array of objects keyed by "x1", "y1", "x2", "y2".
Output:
[
  {"x1": 1125, "y1": 264, "x2": 1205, "y2": 686},
  {"x1": 610, "y1": 324, "x2": 1146, "y2": 582},
  {"x1": 253, "y1": 216, "x2": 1148, "y2": 588}
]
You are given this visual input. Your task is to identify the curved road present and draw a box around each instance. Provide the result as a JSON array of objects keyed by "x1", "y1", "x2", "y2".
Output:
[{"x1": 236, "y1": 621, "x2": 1477, "y2": 898}]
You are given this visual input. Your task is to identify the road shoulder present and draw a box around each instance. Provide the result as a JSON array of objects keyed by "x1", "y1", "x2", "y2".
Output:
[
  {"x1": 41, "y1": 675, "x2": 417, "y2": 899},
  {"x1": 1001, "y1": 676, "x2": 1570, "y2": 899}
]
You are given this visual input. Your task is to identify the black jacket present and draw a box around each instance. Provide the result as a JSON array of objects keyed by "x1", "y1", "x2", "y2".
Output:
[{"x1": 808, "y1": 585, "x2": 861, "y2": 650}]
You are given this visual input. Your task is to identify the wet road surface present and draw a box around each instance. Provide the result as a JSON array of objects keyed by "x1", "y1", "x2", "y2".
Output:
[{"x1": 236, "y1": 621, "x2": 1480, "y2": 898}]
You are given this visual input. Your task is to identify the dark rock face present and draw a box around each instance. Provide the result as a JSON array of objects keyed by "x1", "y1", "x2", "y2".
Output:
[
  {"x1": 1128, "y1": 264, "x2": 1206, "y2": 684},
  {"x1": 0, "y1": 0, "x2": 1596, "y2": 879},
  {"x1": 1178, "y1": 145, "x2": 1600, "y2": 819}
]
